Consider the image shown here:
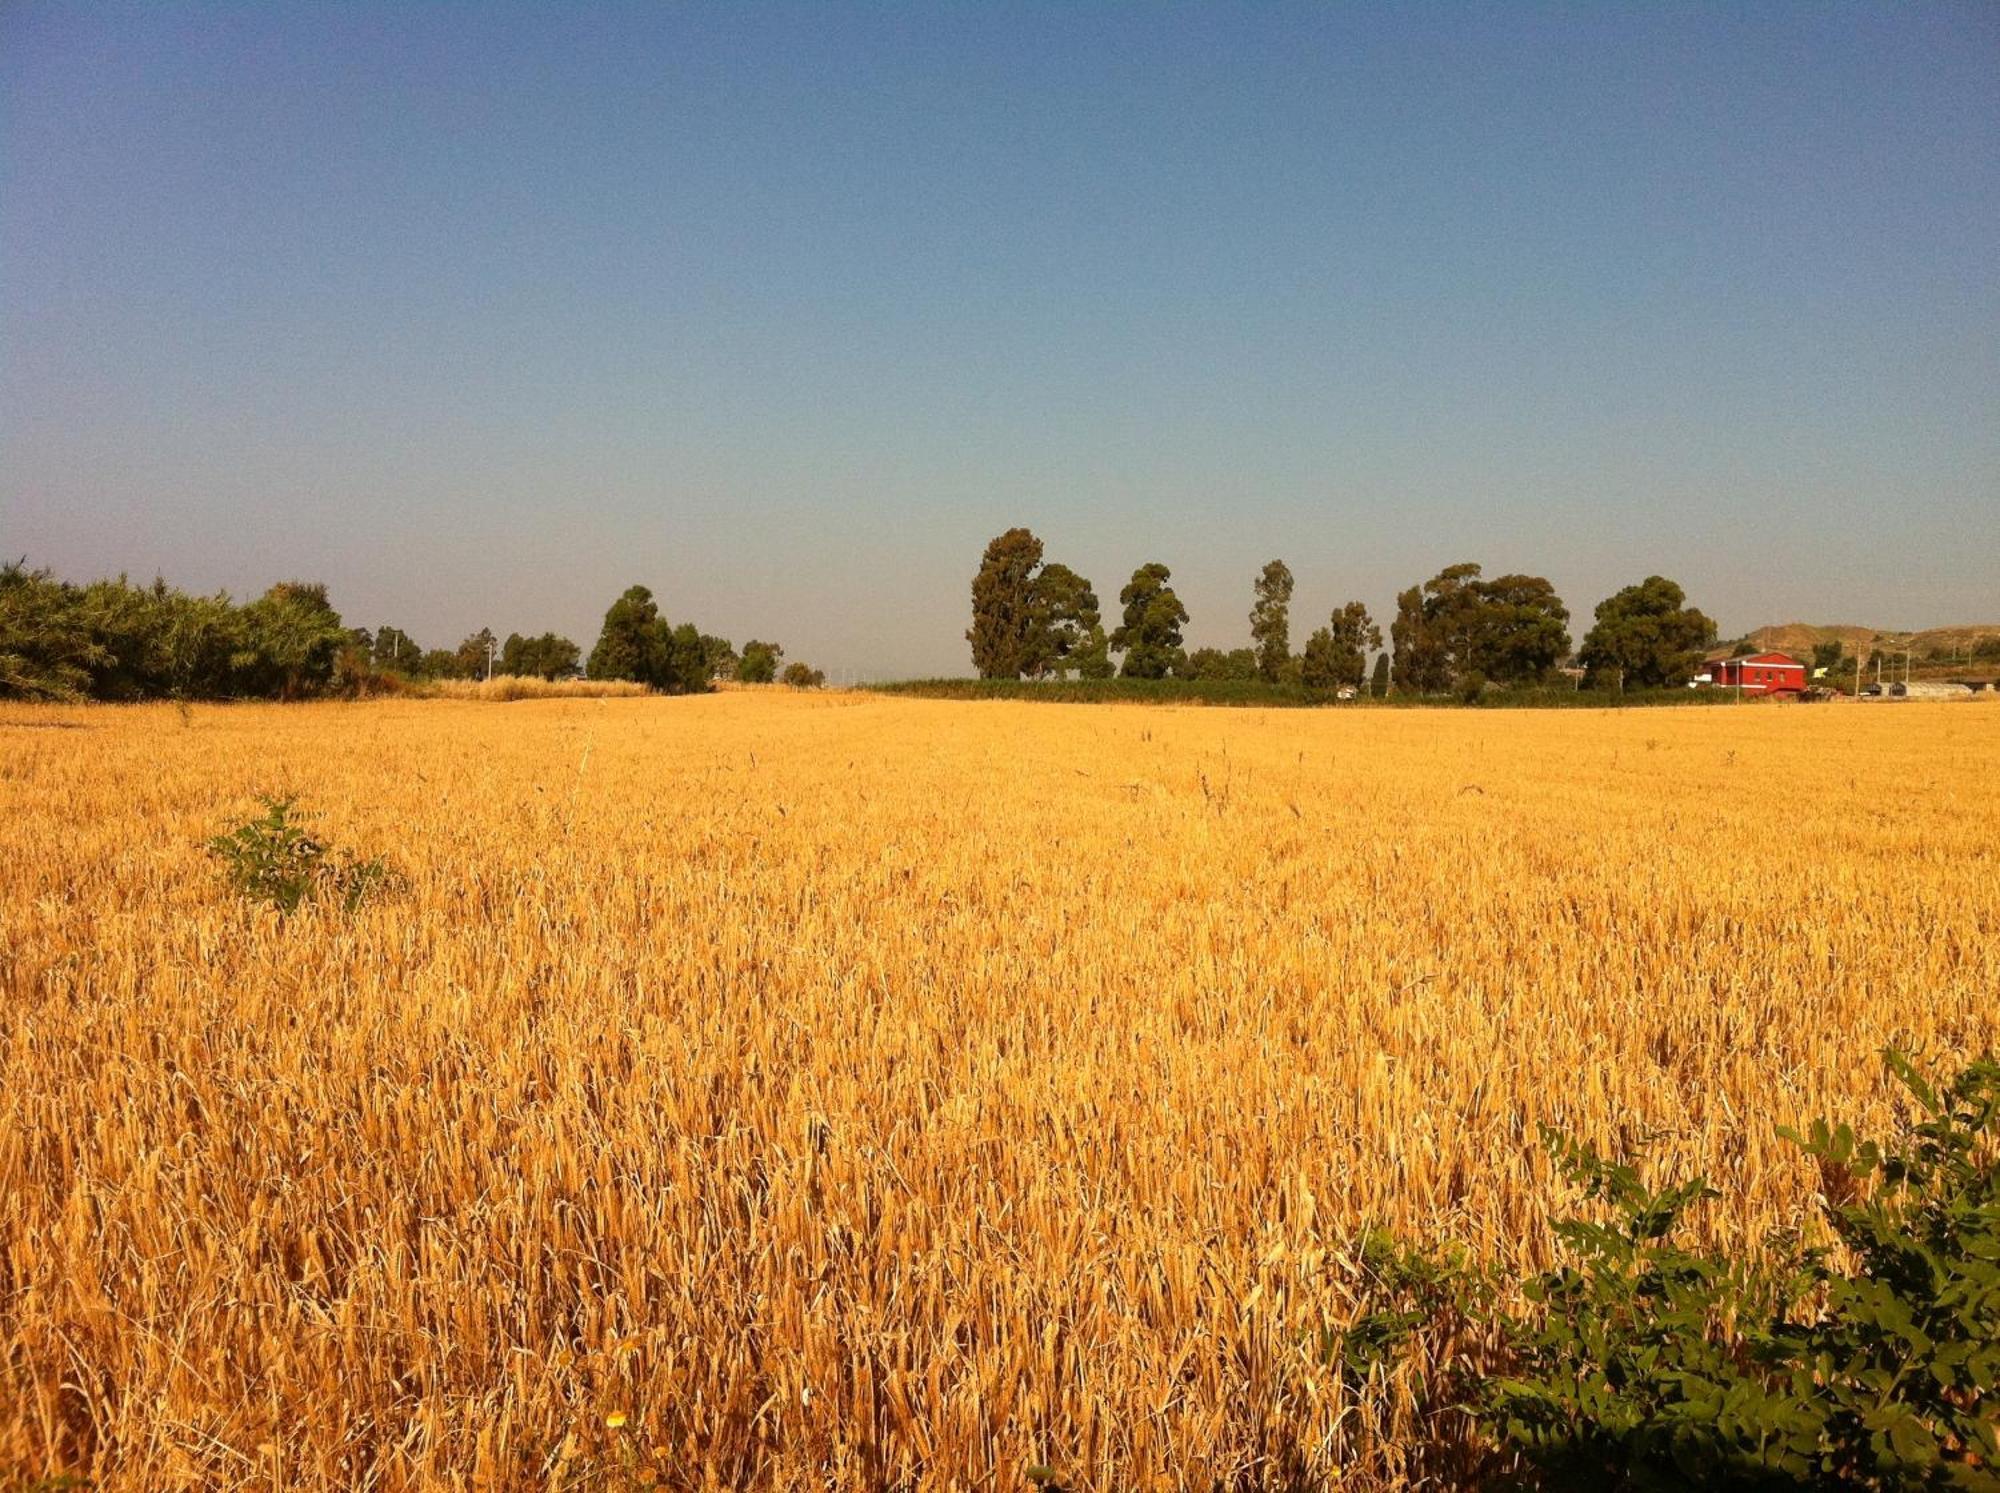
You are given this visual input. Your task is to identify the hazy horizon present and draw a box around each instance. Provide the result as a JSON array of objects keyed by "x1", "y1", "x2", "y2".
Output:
[{"x1": 5, "y1": 3, "x2": 1996, "y2": 679}]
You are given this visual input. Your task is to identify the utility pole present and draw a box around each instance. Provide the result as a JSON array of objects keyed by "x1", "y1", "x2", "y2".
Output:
[{"x1": 486, "y1": 635, "x2": 496, "y2": 682}]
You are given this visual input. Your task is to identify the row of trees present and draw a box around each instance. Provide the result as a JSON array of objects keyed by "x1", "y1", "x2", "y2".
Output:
[
  {"x1": 0, "y1": 561, "x2": 610, "y2": 702},
  {"x1": 0, "y1": 562, "x2": 823, "y2": 702},
  {"x1": 583, "y1": 584, "x2": 821, "y2": 691},
  {"x1": 347, "y1": 624, "x2": 579, "y2": 683},
  {"x1": 1, "y1": 563, "x2": 361, "y2": 701},
  {"x1": 967, "y1": 531, "x2": 1722, "y2": 693}
]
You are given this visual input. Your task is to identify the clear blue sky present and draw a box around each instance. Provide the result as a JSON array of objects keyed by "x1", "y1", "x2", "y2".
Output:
[{"x1": 4, "y1": 3, "x2": 1995, "y2": 678}]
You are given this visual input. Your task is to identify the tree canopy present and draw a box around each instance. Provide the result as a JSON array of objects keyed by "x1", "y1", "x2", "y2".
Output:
[
  {"x1": 737, "y1": 639, "x2": 784, "y2": 684},
  {"x1": 1390, "y1": 563, "x2": 1569, "y2": 692},
  {"x1": 1111, "y1": 563, "x2": 1189, "y2": 679},
  {"x1": 967, "y1": 528, "x2": 1045, "y2": 679},
  {"x1": 1250, "y1": 560, "x2": 1295, "y2": 684},
  {"x1": 586, "y1": 585, "x2": 710, "y2": 694},
  {"x1": 967, "y1": 530, "x2": 1107, "y2": 680},
  {"x1": 1578, "y1": 576, "x2": 1717, "y2": 689},
  {"x1": 501, "y1": 631, "x2": 582, "y2": 680},
  {"x1": 1300, "y1": 602, "x2": 1382, "y2": 690}
]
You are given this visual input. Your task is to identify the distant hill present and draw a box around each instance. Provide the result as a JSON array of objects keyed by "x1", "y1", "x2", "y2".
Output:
[{"x1": 1711, "y1": 622, "x2": 2000, "y2": 668}]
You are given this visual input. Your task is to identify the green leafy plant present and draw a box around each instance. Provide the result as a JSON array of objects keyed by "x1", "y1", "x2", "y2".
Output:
[
  {"x1": 207, "y1": 796, "x2": 400, "y2": 914},
  {"x1": 1332, "y1": 1051, "x2": 2000, "y2": 1490}
]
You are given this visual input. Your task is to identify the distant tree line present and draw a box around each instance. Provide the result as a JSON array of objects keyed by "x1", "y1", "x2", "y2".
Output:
[
  {"x1": 968, "y1": 531, "x2": 1720, "y2": 695},
  {"x1": 2, "y1": 562, "x2": 366, "y2": 701},
  {"x1": 0, "y1": 561, "x2": 823, "y2": 702},
  {"x1": 582, "y1": 583, "x2": 821, "y2": 692}
]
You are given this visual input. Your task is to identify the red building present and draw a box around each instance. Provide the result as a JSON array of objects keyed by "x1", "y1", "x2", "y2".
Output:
[{"x1": 1703, "y1": 651, "x2": 1808, "y2": 696}]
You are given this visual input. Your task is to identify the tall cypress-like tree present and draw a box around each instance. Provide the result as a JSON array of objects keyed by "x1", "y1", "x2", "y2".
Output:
[
  {"x1": 966, "y1": 529, "x2": 1045, "y2": 679},
  {"x1": 1249, "y1": 560, "x2": 1295, "y2": 683}
]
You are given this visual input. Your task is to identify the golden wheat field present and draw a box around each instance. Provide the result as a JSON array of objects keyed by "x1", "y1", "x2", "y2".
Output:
[{"x1": 2, "y1": 693, "x2": 1995, "y2": 1491}]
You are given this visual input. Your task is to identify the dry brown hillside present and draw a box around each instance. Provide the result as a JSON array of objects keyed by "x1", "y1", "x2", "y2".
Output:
[{"x1": 1717, "y1": 621, "x2": 2000, "y2": 662}]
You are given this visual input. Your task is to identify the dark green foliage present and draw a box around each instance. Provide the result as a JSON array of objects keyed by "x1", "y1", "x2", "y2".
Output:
[
  {"x1": 586, "y1": 586, "x2": 712, "y2": 694},
  {"x1": 1028, "y1": 562, "x2": 1102, "y2": 679},
  {"x1": 1328, "y1": 1231, "x2": 1484, "y2": 1395},
  {"x1": 587, "y1": 586, "x2": 666, "y2": 684},
  {"x1": 207, "y1": 797, "x2": 399, "y2": 915},
  {"x1": 1370, "y1": 651, "x2": 1391, "y2": 697},
  {"x1": 665, "y1": 622, "x2": 708, "y2": 694},
  {"x1": 700, "y1": 634, "x2": 739, "y2": 683},
  {"x1": 873, "y1": 677, "x2": 1745, "y2": 709},
  {"x1": 737, "y1": 639, "x2": 783, "y2": 684},
  {"x1": 1467, "y1": 575, "x2": 1570, "y2": 684},
  {"x1": 1580, "y1": 577, "x2": 1719, "y2": 689},
  {"x1": 1, "y1": 561, "x2": 114, "y2": 699},
  {"x1": 780, "y1": 661, "x2": 826, "y2": 688},
  {"x1": 499, "y1": 631, "x2": 581, "y2": 680},
  {"x1": 1391, "y1": 563, "x2": 1570, "y2": 693},
  {"x1": 1301, "y1": 602, "x2": 1382, "y2": 690},
  {"x1": 1072, "y1": 624, "x2": 1114, "y2": 680},
  {"x1": 1111, "y1": 562, "x2": 1188, "y2": 679},
  {"x1": 418, "y1": 648, "x2": 463, "y2": 679},
  {"x1": 1298, "y1": 627, "x2": 1342, "y2": 689},
  {"x1": 967, "y1": 531, "x2": 1102, "y2": 680},
  {"x1": 370, "y1": 625, "x2": 423, "y2": 675},
  {"x1": 0, "y1": 562, "x2": 362, "y2": 702},
  {"x1": 1335, "y1": 1051, "x2": 2000, "y2": 1491},
  {"x1": 1250, "y1": 560, "x2": 1295, "y2": 684},
  {"x1": 1179, "y1": 646, "x2": 1259, "y2": 682},
  {"x1": 967, "y1": 528, "x2": 1046, "y2": 679},
  {"x1": 236, "y1": 582, "x2": 351, "y2": 699},
  {"x1": 1388, "y1": 584, "x2": 1439, "y2": 693},
  {"x1": 453, "y1": 628, "x2": 497, "y2": 680}
]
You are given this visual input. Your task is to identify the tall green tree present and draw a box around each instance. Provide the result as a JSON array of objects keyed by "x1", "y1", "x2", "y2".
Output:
[
  {"x1": 1465, "y1": 574, "x2": 1570, "y2": 684},
  {"x1": 700, "y1": 635, "x2": 739, "y2": 683},
  {"x1": 1111, "y1": 563, "x2": 1188, "y2": 679},
  {"x1": 239, "y1": 582, "x2": 350, "y2": 699},
  {"x1": 1297, "y1": 628, "x2": 1341, "y2": 689},
  {"x1": 1324, "y1": 601, "x2": 1383, "y2": 689},
  {"x1": 1390, "y1": 580, "x2": 1452, "y2": 694},
  {"x1": 371, "y1": 625, "x2": 423, "y2": 675},
  {"x1": 967, "y1": 528, "x2": 1045, "y2": 679},
  {"x1": 454, "y1": 628, "x2": 497, "y2": 680},
  {"x1": 1249, "y1": 560, "x2": 1295, "y2": 684},
  {"x1": 1390, "y1": 563, "x2": 1569, "y2": 691},
  {"x1": 737, "y1": 639, "x2": 783, "y2": 684},
  {"x1": 665, "y1": 622, "x2": 709, "y2": 694},
  {"x1": 1073, "y1": 625, "x2": 1114, "y2": 680},
  {"x1": 499, "y1": 632, "x2": 582, "y2": 680},
  {"x1": 1578, "y1": 576, "x2": 1717, "y2": 689},
  {"x1": 1027, "y1": 562, "x2": 1100, "y2": 678},
  {"x1": 587, "y1": 587, "x2": 668, "y2": 684},
  {"x1": 1369, "y1": 651, "x2": 1391, "y2": 698}
]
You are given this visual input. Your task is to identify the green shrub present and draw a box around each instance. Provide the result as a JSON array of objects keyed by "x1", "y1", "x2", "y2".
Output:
[
  {"x1": 1335, "y1": 1051, "x2": 2000, "y2": 1490},
  {"x1": 207, "y1": 796, "x2": 400, "y2": 914}
]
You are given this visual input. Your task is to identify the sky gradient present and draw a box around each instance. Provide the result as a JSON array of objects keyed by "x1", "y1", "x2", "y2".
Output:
[{"x1": 4, "y1": 2, "x2": 1996, "y2": 678}]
